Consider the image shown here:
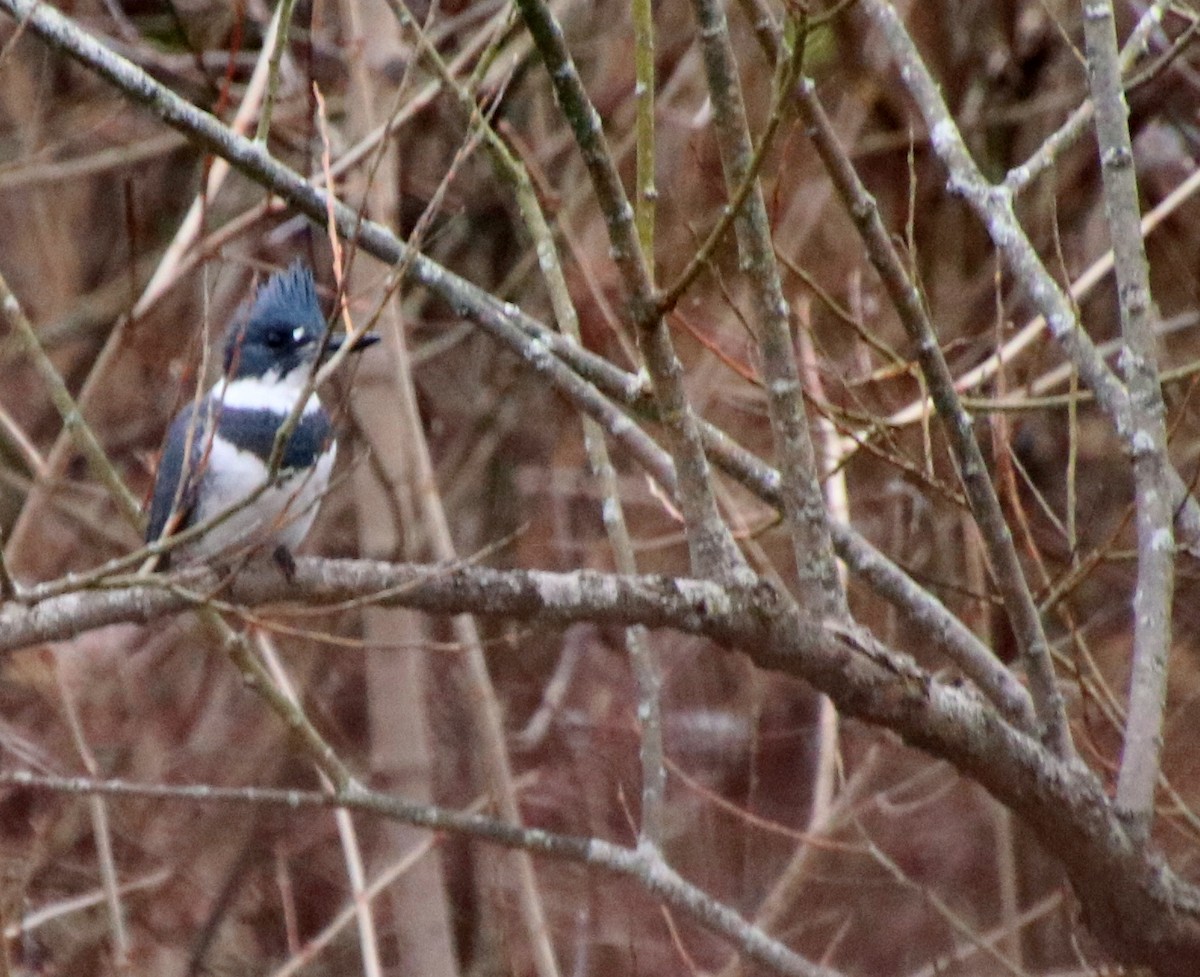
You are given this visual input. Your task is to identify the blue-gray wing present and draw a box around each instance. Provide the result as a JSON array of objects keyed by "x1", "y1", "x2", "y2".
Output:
[{"x1": 145, "y1": 401, "x2": 208, "y2": 545}]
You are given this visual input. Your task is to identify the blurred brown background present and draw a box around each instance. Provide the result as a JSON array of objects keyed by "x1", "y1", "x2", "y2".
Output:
[{"x1": 3, "y1": 0, "x2": 1200, "y2": 974}]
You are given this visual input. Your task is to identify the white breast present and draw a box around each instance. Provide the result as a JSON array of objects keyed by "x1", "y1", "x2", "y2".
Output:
[{"x1": 182, "y1": 435, "x2": 337, "y2": 561}]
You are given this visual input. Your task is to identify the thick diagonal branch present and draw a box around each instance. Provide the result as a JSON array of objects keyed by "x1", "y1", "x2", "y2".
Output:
[{"x1": 4, "y1": 558, "x2": 1200, "y2": 972}]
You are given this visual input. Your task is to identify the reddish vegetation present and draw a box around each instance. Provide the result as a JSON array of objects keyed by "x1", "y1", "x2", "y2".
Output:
[{"x1": 2, "y1": 2, "x2": 1200, "y2": 975}]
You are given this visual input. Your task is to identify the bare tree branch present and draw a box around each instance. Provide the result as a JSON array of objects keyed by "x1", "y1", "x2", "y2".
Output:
[
  {"x1": 1005, "y1": 0, "x2": 1175, "y2": 193},
  {"x1": 0, "y1": 0, "x2": 1016, "y2": 731},
  {"x1": 512, "y1": 0, "x2": 748, "y2": 582},
  {"x1": 384, "y1": 0, "x2": 668, "y2": 852},
  {"x1": 3, "y1": 548, "x2": 1200, "y2": 969},
  {"x1": 688, "y1": 0, "x2": 846, "y2": 617},
  {"x1": 9, "y1": 3, "x2": 1200, "y2": 972},
  {"x1": 0, "y1": 770, "x2": 845, "y2": 977},
  {"x1": 859, "y1": 0, "x2": 1200, "y2": 550},
  {"x1": 790, "y1": 76, "x2": 1069, "y2": 753},
  {"x1": 1081, "y1": 0, "x2": 1175, "y2": 844}
]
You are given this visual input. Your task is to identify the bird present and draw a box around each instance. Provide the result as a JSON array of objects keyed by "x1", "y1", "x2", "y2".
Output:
[{"x1": 145, "y1": 262, "x2": 379, "y2": 575}]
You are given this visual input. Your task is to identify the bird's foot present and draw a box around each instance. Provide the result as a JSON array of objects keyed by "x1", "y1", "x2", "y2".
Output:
[{"x1": 272, "y1": 544, "x2": 297, "y2": 583}]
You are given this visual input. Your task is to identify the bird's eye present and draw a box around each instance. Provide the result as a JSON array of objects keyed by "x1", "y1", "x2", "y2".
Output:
[{"x1": 264, "y1": 328, "x2": 288, "y2": 349}]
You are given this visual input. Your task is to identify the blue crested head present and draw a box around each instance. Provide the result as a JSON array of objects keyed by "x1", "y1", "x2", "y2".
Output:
[{"x1": 223, "y1": 262, "x2": 328, "y2": 380}]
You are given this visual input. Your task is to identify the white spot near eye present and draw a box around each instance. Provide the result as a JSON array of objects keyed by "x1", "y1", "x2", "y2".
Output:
[{"x1": 293, "y1": 326, "x2": 306, "y2": 343}]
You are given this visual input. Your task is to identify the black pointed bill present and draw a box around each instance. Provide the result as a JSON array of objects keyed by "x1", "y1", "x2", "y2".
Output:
[{"x1": 322, "y1": 331, "x2": 381, "y2": 357}]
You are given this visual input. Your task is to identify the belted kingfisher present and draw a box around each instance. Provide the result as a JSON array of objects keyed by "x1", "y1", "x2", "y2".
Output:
[{"x1": 145, "y1": 262, "x2": 379, "y2": 572}]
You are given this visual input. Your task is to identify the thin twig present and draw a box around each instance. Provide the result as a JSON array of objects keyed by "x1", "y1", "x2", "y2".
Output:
[
  {"x1": 55, "y1": 661, "x2": 129, "y2": 968},
  {"x1": 0, "y1": 274, "x2": 142, "y2": 525},
  {"x1": 655, "y1": 11, "x2": 800, "y2": 317},
  {"x1": 254, "y1": 0, "x2": 298, "y2": 143},
  {"x1": 256, "y1": 632, "x2": 383, "y2": 977},
  {"x1": 633, "y1": 0, "x2": 655, "y2": 267}
]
